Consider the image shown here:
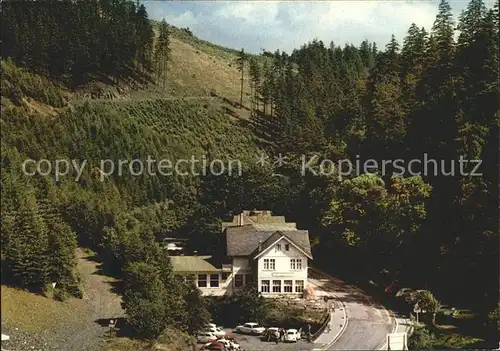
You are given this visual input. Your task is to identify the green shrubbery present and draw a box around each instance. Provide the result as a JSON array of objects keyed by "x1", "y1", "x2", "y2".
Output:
[
  {"x1": 408, "y1": 326, "x2": 435, "y2": 349},
  {"x1": 1, "y1": 59, "x2": 66, "y2": 107}
]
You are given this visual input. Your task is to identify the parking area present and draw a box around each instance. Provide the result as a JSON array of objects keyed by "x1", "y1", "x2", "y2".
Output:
[{"x1": 222, "y1": 330, "x2": 314, "y2": 351}]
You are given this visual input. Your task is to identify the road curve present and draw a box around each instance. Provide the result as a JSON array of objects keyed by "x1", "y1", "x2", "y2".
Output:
[{"x1": 309, "y1": 268, "x2": 394, "y2": 350}]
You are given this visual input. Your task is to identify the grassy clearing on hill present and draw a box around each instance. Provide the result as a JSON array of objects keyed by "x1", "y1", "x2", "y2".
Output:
[
  {"x1": 70, "y1": 23, "x2": 256, "y2": 114},
  {"x1": 1, "y1": 285, "x2": 86, "y2": 334}
]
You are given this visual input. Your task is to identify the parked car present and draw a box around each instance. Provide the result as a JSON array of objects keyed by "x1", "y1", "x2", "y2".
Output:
[
  {"x1": 203, "y1": 325, "x2": 226, "y2": 338},
  {"x1": 285, "y1": 329, "x2": 299, "y2": 342},
  {"x1": 205, "y1": 338, "x2": 239, "y2": 350},
  {"x1": 206, "y1": 323, "x2": 224, "y2": 330},
  {"x1": 200, "y1": 342, "x2": 226, "y2": 351},
  {"x1": 235, "y1": 322, "x2": 266, "y2": 335},
  {"x1": 260, "y1": 327, "x2": 279, "y2": 342},
  {"x1": 197, "y1": 331, "x2": 218, "y2": 344}
]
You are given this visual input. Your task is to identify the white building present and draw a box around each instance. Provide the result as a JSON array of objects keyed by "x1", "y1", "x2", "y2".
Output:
[{"x1": 170, "y1": 211, "x2": 313, "y2": 296}]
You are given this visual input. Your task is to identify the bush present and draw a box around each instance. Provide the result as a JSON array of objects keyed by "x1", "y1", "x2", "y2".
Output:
[
  {"x1": 408, "y1": 326, "x2": 434, "y2": 350},
  {"x1": 53, "y1": 289, "x2": 69, "y2": 301},
  {"x1": 206, "y1": 284, "x2": 272, "y2": 327}
]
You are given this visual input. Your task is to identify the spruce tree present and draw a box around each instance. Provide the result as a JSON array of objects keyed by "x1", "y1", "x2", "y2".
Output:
[
  {"x1": 236, "y1": 48, "x2": 246, "y2": 107},
  {"x1": 154, "y1": 20, "x2": 172, "y2": 89},
  {"x1": 249, "y1": 57, "x2": 261, "y2": 115},
  {"x1": 5, "y1": 193, "x2": 50, "y2": 290}
]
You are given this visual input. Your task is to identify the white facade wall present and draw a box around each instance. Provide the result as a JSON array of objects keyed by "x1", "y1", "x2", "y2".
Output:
[
  {"x1": 231, "y1": 257, "x2": 254, "y2": 294},
  {"x1": 184, "y1": 257, "x2": 255, "y2": 296},
  {"x1": 181, "y1": 238, "x2": 310, "y2": 297},
  {"x1": 256, "y1": 238, "x2": 309, "y2": 296},
  {"x1": 186, "y1": 272, "x2": 231, "y2": 296}
]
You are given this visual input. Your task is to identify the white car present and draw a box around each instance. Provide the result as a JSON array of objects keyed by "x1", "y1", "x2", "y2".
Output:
[
  {"x1": 203, "y1": 326, "x2": 226, "y2": 338},
  {"x1": 197, "y1": 331, "x2": 218, "y2": 344},
  {"x1": 206, "y1": 323, "x2": 224, "y2": 330},
  {"x1": 235, "y1": 322, "x2": 266, "y2": 335},
  {"x1": 285, "y1": 329, "x2": 299, "y2": 342},
  {"x1": 205, "y1": 339, "x2": 240, "y2": 350}
]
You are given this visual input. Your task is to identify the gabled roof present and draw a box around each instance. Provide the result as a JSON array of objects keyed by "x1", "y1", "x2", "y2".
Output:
[
  {"x1": 221, "y1": 211, "x2": 296, "y2": 232},
  {"x1": 250, "y1": 232, "x2": 313, "y2": 260},
  {"x1": 249, "y1": 231, "x2": 283, "y2": 257},
  {"x1": 225, "y1": 225, "x2": 312, "y2": 259},
  {"x1": 170, "y1": 256, "x2": 222, "y2": 273}
]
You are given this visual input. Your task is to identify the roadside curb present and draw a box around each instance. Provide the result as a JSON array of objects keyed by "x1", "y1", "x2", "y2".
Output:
[
  {"x1": 379, "y1": 311, "x2": 398, "y2": 350},
  {"x1": 319, "y1": 298, "x2": 348, "y2": 351},
  {"x1": 308, "y1": 267, "x2": 349, "y2": 351}
]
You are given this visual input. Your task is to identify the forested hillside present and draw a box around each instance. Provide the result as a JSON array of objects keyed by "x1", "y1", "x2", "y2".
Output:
[{"x1": 1, "y1": 0, "x2": 498, "y2": 349}]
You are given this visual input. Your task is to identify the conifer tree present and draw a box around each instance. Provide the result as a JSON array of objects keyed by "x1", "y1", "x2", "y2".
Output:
[
  {"x1": 249, "y1": 57, "x2": 261, "y2": 115},
  {"x1": 261, "y1": 60, "x2": 274, "y2": 115},
  {"x1": 236, "y1": 48, "x2": 247, "y2": 107},
  {"x1": 135, "y1": 4, "x2": 154, "y2": 72},
  {"x1": 155, "y1": 19, "x2": 171, "y2": 89},
  {"x1": 5, "y1": 193, "x2": 49, "y2": 290}
]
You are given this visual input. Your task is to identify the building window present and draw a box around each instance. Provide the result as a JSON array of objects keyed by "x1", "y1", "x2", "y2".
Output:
[
  {"x1": 290, "y1": 258, "x2": 302, "y2": 270},
  {"x1": 284, "y1": 280, "x2": 293, "y2": 293},
  {"x1": 246, "y1": 274, "x2": 253, "y2": 284},
  {"x1": 235, "y1": 274, "x2": 243, "y2": 287},
  {"x1": 272, "y1": 280, "x2": 281, "y2": 293},
  {"x1": 221, "y1": 273, "x2": 229, "y2": 282},
  {"x1": 261, "y1": 280, "x2": 270, "y2": 293},
  {"x1": 295, "y1": 280, "x2": 304, "y2": 293},
  {"x1": 276, "y1": 244, "x2": 281, "y2": 252},
  {"x1": 210, "y1": 274, "x2": 219, "y2": 288},
  {"x1": 285, "y1": 244, "x2": 290, "y2": 251},
  {"x1": 198, "y1": 274, "x2": 207, "y2": 288},
  {"x1": 264, "y1": 259, "x2": 275, "y2": 270}
]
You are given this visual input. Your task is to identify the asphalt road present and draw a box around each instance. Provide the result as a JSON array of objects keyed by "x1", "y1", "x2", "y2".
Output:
[{"x1": 308, "y1": 268, "x2": 395, "y2": 350}]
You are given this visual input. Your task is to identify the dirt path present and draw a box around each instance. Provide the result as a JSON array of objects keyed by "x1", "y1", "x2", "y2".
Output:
[
  {"x1": 61, "y1": 249, "x2": 125, "y2": 351},
  {"x1": 1, "y1": 249, "x2": 125, "y2": 351},
  {"x1": 69, "y1": 95, "x2": 217, "y2": 105}
]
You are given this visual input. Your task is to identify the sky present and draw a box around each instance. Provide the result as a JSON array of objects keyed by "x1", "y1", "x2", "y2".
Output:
[{"x1": 143, "y1": 1, "x2": 496, "y2": 54}]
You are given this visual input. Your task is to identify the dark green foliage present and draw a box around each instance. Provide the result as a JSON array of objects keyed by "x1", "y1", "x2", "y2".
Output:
[
  {"x1": 248, "y1": 2, "x2": 498, "y2": 336},
  {"x1": 207, "y1": 283, "x2": 272, "y2": 327},
  {"x1": 408, "y1": 326, "x2": 435, "y2": 349},
  {"x1": 236, "y1": 48, "x2": 247, "y2": 107},
  {"x1": 155, "y1": 20, "x2": 171, "y2": 88},
  {"x1": 1, "y1": 0, "x2": 155, "y2": 85},
  {"x1": 122, "y1": 261, "x2": 174, "y2": 339},
  {"x1": 0, "y1": 0, "x2": 498, "y2": 346},
  {"x1": 122, "y1": 255, "x2": 210, "y2": 339},
  {"x1": 1, "y1": 60, "x2": 65, "y2": 107}
]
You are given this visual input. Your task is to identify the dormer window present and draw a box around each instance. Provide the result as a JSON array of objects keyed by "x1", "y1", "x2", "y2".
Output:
[{"x1": 276, "y1": 244, "x2": 281, "y2": 252}]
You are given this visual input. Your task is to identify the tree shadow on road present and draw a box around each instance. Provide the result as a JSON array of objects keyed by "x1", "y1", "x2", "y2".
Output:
[
  {"x1": 82, "y1": 252, "x2": 124, "y2": 296},
  {"x1": 95, "y1": 317, "x2": 136, "y2": 339}
]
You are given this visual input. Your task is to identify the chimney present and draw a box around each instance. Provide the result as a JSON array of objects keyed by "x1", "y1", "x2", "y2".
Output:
[
  {"x1": 193, "y1": 250, "x2": 198, "y2": 256},
  {"x1": 238, "y1": 213, "x2": 244, "y2": 226},
  {"x1": 258, "y1": 239, "x2": 262, "y2": 252}
]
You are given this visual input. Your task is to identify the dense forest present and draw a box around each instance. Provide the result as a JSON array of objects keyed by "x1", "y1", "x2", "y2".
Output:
[{"x1": 1, "y1": 0, "x2": 498, "y2": 347}]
